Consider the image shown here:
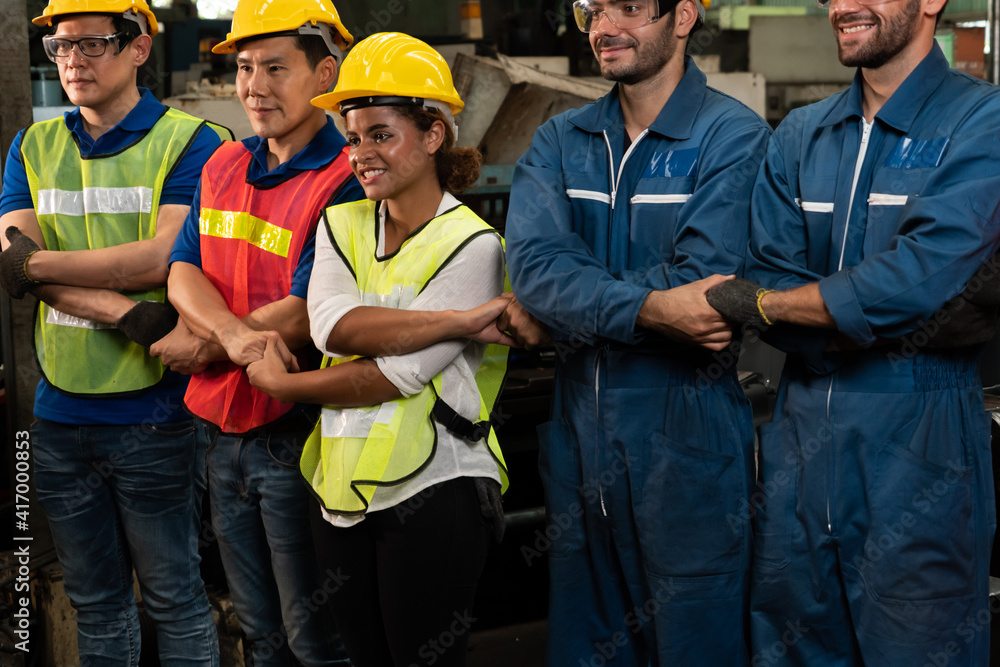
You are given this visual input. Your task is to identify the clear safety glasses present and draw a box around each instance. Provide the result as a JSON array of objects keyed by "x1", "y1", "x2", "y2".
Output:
[
  {"x1": 42, "y1": 32, "x2": 129, "y2": 62},
  {"x1": 572, "y1": 0, "x2": 661, "y2": 33}
]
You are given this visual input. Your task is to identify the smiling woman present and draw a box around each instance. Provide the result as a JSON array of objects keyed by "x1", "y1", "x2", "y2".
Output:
[{"x1": 244, "y1": 31, "x2": 513, "y2": 667}]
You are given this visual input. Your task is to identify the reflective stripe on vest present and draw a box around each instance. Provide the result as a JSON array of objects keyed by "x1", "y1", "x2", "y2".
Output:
[
  {"x1": 300, "y1": 199, "x2": 510, "y2": 515},
  {"x1": 184, "y1": 141, "x2": 355, "y2": 434},
  {"x1": 21, "y1": 108, "x2": 221, "y2": 395}
]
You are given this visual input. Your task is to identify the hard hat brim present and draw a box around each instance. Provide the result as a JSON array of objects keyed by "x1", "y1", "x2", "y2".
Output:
[
  {"x1": 312, "y1": 90, "x2": 464, "y2": 116},
  {"x1": 32, "y1": 3, "x2": 159, "y2": 36}
]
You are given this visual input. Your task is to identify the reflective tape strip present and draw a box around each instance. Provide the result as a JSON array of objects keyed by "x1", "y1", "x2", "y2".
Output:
[
  {"x1": 867, "y1": 193, "x2": 908, "y2": 206},
  {"x1": 374, "y1": 403, "x2": 397, "y2": 425},
  {"x1": 321, "y1": 403, "x2": 397, "y2": 438},
  {"x1": 46, "y1": 307, "x2": 116, "y2": 330},
  {"x1": 566, "y1": 189, "x2": 612, "y2": 204},
  {"x1": 794, "y1": 198, "x2": 835, "y2": 213},
  {"x1": 200, "y1": 209, "x2": 293, "y2": 258},
  {"x1": 629, "y1": 194, "x2": 692, "y2": 205},
  {"x1": 37, "y1": 187, "x2": 154, "y2": 216},
  {"x1": 361, "y1": 286, "x2": 416, "y2": 310}
]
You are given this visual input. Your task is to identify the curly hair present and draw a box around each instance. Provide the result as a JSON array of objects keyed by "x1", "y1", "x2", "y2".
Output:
[{"x1": 395, "y1": 106, "x2": 483, "y2": 194}]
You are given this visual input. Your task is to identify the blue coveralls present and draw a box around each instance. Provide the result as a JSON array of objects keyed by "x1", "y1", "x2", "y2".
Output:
[
  {"x1": 506, "y1": 58, "x2": 771, "y2": 666},
  {"x1": 744, "y1": 44, "x2": 1000, "y2": 666}
]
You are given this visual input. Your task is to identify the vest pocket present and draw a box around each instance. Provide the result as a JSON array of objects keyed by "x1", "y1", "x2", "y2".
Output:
[
  {"x1": 628, "y1": 177, "x2": 693, "y2": 268},
  {"x1": 863, "y1": 193, "x2": 909, "y2": 256}
]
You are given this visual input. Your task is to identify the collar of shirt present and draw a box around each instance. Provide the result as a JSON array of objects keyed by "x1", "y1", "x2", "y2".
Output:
[
  {"x1": 376, "y1": 192, "x2": 462, "y2": 256},
  {"x1": 568, "y1": 56, "x2": 706, "y2": 142},
  {"x1": 817, "y1": 42, "x2": 949, "y2": 132},
  {"x1": 242, "y1": 116, "x2": 348, "y2": 187},
  {"x1": 377, "y1": 191, "x2": 461, "y2": 223},
  {"x1": 64, "y1": 87, "x2": 163, "y2": 156}
]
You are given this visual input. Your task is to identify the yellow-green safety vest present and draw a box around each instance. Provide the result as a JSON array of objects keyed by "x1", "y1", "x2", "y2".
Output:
[
  {"x1": 301, "y1": 199, "x2": 510, "y2": 515},
  {"x1": 21, "y1": 108, "x2": 230, "y2": 395}
]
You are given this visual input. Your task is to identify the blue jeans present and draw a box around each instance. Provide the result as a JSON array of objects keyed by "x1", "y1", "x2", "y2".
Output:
[
  {"x1": 206, "y1": 419, "x2": 349, "y2": 667},
  {"x1": 33, "y1": 417, "x2": 219, "y2": 667}
]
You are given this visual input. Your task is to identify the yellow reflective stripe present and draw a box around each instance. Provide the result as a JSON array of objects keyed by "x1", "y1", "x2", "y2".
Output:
[{"x1": 199, "y1": 209, "x2": 292, "y2": 258}]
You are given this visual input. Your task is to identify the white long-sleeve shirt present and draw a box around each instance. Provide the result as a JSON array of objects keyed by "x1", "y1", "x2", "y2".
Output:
[{"x1": 307, "y1": 193, "x2": 505, "y2": 525}]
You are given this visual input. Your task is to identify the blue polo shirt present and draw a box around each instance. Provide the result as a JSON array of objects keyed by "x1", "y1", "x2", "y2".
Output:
[
  {"x1": 171, "y1": 116, "x2": 364, "y2": 297},
  {"x1": 170, "y1": 116, "x2": 363, "y2": 428},
  {"x1": 0, "y1": 88, "x2": 225, "y2": 425}
]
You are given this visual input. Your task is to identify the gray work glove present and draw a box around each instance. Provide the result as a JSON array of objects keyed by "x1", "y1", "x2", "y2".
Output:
[
  {"x1": 705, "y1": 278, "x2": 773, "y2": 331},
  {"x1": 0, "y1": 227, "x2": 42, "y2": 299},
  {"x1": 921, "y1": 296, "x2": 999, "y2": 349},
  {"x1": 116, "y1": 301, "x2": 179, "y2": 347},
  {"x1": 475, "y1": 477, "x2": 505, "y2": 543}
]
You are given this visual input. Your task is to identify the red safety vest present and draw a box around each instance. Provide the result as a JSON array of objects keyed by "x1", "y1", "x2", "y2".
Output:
[{"x1": 185, "y1": 141, "x2": 354, "y2": 434}]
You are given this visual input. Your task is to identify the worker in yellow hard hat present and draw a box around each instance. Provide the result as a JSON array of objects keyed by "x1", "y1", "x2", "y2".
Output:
[
  {"x1": 0, "y1": 0, "x2": 232, "y2": 665},
  {"x1": 148, "y1": 0, "x2": 360, "y2": 664},
  {"x1": 211, "y1": 0, "x2": 353, "y2": 59},
  {"x1": 33, "y1": 0, "x2": 159, "y2": 34},
  {"x1": 247, "y1": 32, "x2": 515, "y2": 667}
]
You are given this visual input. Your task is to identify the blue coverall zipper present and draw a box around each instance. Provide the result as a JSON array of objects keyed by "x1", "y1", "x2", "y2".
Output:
[
  {"x1": 595, "y1": 349, "x2": 607, "y2": 517},
  {"x1": 603, "y1": 128, "x2": 650, "y2": 211},
  {"x1": 825, "y1": 118, "x2": 875, "y2": 534},
  {"x1": 594, "y1": 129, "x2": 648, "y2": 518}
]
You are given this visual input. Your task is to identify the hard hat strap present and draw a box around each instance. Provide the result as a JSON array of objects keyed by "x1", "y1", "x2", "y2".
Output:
[
  {"x1": 423, "y1": 100, "x2": 460, "y2": 143},
  {"x1": 340, "y1": 95, "x2": 426, "y2": 113},
  {"x1": 123, "y1": 8, "x2": 149, "y2": 35},
  {"x1": 339, "y1": 96, "x2": 460, "y2": 142},
  {"x1": 297, "y1": 22, "x2": 341, "y2": 64}
]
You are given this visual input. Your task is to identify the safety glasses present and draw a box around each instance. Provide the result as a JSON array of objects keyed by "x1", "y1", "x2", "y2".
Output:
[
  {"x1": 42, "y1": 32, "x2": 130, "y2": 62},
  {"x1": 572, "y1": 0, "x2": 661, "y2": 33}
]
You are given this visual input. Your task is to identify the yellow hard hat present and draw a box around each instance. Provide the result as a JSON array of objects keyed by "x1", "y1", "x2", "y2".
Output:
[
  {"x1": 33, "y1": 0, "x2": 158, "y2": 36},
  {"x1": 212, "y1": 0, "x2": 353, "y2": 55},
  {"x1": 312, "y1": 32, "x2": 464, "y2": 115}
]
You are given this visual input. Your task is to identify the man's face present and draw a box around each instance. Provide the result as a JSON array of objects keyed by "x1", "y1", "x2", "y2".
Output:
[
  {"x1": 53, "y1": 15, "x2": 138, "y2": 111},
  {"x1": 830, "y1": 0, "x2": 921, "y2": 68},
  {"x1": 235, "y1": 36, "x2": 331, "y2": 142},
  {"x1": 588, "y1": 1, "x2": 678, "y2": 85}
]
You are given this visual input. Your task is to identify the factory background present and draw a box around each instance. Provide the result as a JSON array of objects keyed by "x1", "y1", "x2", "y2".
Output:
[{"x1": 2, "y1": 0, "x2": 1000, "y2": 663}]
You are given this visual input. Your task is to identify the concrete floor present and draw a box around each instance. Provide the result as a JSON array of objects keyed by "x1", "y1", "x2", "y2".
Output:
[{"x1": 468, "y1": 620, "x2": 547, "y2": 667}]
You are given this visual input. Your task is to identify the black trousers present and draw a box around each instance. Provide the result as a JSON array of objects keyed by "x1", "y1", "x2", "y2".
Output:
[{"x1": 311, "y1": 476, "x2": 492, "y2": 667}]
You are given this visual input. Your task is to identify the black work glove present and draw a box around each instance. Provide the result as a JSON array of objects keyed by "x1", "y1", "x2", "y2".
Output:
[
  {"x1": 921, "y1": 296, "x2": 999, "y2": 349},
  {"x1": 116, "y1": 301, "x2": 179, "y2": 347},
  {"x1": 474, "y1": 477, "x2": 505, "y2": 543},
  {"x1": 960, "y1": 249, "x2": 1000, "y2": 307},
  {"x1": 0, "y1": 227, "x2": 42, "y2": 299},
  {"x1": 705, "y1": 278, "x2": 773, "y2": 331}
]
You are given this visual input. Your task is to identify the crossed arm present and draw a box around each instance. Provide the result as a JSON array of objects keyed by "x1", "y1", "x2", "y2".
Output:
[
  {"x1": 758, "y1": 284, "x2": 836, "y2": 328},
  {"x1": 0, "y1": 205, "x2": 190, "y2": 324},
  {"x1": 503, "y1": 117, "x2": 768, "y2": 353},
  {"x1": 152, "y1": 261, "x2": 308, "y2": 373},
  {"x1": 246, "y1": 232, "x2": 511, "y2": 406}
]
